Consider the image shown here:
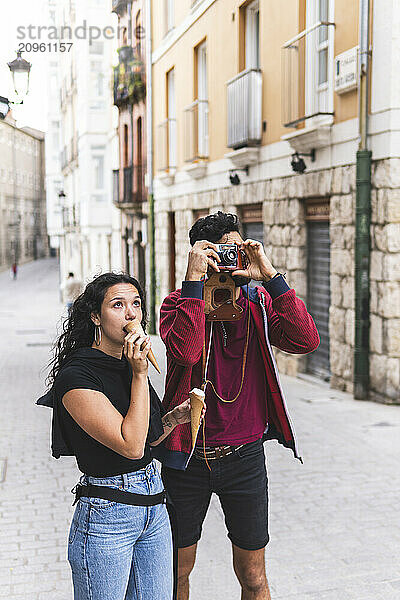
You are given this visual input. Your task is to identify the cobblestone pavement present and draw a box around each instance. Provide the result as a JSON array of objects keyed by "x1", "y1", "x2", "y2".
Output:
[{"x1": 0, "y1": 258, "x2": 399, "y2": 600}]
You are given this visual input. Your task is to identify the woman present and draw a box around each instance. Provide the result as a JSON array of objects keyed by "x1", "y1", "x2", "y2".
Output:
[{"x1": 46, "y1": 273, "x2": 195, "y2": 600}]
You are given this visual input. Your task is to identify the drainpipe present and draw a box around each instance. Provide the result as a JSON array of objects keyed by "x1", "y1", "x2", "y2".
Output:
[
  {"x1": 354, "y1": 0, "x2": 371, "y2": 399},
  {"x1": 145, "y1": 0, "x2": 156, "y2": 333}
]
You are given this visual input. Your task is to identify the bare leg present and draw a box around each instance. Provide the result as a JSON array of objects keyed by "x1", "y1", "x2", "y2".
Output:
[
  {"x1": 177, "y1": 543, "x2": 197, "y2": 600},
  {"x1": 232, "y1": 544, "x2": 271, "y2": 600}
]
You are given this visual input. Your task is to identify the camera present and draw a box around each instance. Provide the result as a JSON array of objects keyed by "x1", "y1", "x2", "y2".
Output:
[{"x1": 215, "y1": 243, "x2": 247, "y2": 271}]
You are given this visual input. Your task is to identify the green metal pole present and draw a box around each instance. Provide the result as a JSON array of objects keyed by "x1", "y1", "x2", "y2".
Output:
[
  {"x1": 354, "y1": 149, "x2": 371, "y2": 399},
  {"x1": 148, "y1": 191, "x2": 156, "y2": 334}
]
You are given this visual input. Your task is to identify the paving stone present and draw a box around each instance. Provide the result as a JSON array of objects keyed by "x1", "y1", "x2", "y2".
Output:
[{"x1": 1, "y1": 258, "x2": 400, "y2": 600}]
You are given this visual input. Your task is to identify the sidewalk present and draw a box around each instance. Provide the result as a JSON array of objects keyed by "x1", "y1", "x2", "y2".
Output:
[{"x1": 0, "y1": 258, "x2": 399, "y2": 599}]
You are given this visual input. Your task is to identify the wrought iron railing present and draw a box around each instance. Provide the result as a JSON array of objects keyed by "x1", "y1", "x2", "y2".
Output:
[
  {"x1": 113, "y1": 169, "x2": 119, "y2": 204},
  {"x1": 281, "y1": 21, "x2": 335, "y2": 128},
  {"x1": 183, "y1": 99, "x2": 209, "y2": 162},
  {"x1": 113, "y1": 47, "x2": 145, "y2": 107},
  {"x1": 227, "y1": 68, "x2": 262, "y2": 150},
  {"x1": 157, "y1": 119, "x2": 177, "y2": 172},
  {"x1": 113, "y1": 165, "x2": 146, "y2": 207}
]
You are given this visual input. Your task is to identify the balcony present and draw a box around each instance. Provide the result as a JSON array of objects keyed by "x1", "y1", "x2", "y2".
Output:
[
  {"x1": 113, "y1": 48, "x2": 145, "y2": 107},
  {"x1": 226, "y1": 68, "x2": 262, "y2": 151},
  {"x1": 184, "y1": 100, "x2": 209, "y2": 163},
  {"x1": 113, "y1": 169, "x2": 119, "y2": 204},
  {"x1": 156, "y1": 119, "x2": 177, "y2": 184},
  {"x1": 114, "y1": 165, "x2": 146, "y2": 208},
  {"x1": 281, "y1": 21, "x2": 335, "y2": 130}
]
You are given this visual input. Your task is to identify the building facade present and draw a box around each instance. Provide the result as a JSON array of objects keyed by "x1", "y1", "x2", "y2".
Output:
[
  {"x1": 0, "y1": 115, "x2": 48, "y2": 272},
  {"x1": 151, "y1": 0, "x2": 400, "y2": 404},
  {"x1": 112, "y1": 0, "x2": 148, "y2": 289},
  {"x1": 55, "y1": 0, "x2": 122, "y2": 287},
  {"x1": 45, "y1": 0, "x2": 63, "y2": 257}
]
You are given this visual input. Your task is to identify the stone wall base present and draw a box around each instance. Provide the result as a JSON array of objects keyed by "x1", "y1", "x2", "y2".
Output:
[{"x1": 155, "y1": 158, "x2": 400, "y2": 404}]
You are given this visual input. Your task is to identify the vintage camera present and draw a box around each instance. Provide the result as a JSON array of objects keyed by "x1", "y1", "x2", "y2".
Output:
[{"x1": 215, "y1": 243, "x2": 247, "y2": 271}]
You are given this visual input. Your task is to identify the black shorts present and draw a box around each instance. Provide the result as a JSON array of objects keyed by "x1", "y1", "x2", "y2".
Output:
[{"x1": 161, "y1": 438, "x2": 269, "y2": 551}]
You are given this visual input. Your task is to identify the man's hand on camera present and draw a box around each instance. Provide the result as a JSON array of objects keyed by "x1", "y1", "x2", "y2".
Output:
[
  {"x1": 233, "y1": 239, "x2": 278, "y2": 282},
  {"x1": 185, "y1": 240, "x2": 221, "y2": 281}
]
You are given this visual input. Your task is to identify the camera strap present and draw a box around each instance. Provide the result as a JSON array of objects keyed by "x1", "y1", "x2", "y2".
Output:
[
  {"x1": 201, "y1": 297, "x2": 250, "y2": 404},
  {"x1": 199, "y1": 289, "x2": 251, "y2": 470}
]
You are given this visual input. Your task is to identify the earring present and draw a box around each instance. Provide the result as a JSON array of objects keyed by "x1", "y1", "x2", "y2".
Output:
[{"x1": 94, "y1": 325, "x2": 102, "y2": 346}]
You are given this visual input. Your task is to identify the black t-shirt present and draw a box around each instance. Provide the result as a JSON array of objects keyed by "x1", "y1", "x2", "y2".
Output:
[{"x1": 54, "y1": 347, "x2": 165, "y2": 477}]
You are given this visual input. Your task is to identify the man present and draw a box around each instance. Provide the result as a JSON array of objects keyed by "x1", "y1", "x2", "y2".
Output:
[
  {"x1": 159, "y1": 212, "x2": 319, "y2": 600},
  {"x1": 61, "y1": 272, "x2": 82, "y2": 313}
]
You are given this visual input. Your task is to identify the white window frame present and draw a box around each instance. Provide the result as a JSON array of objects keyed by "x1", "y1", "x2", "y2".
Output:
[
  {"x1": 197, "y1": 41, "x2": 209, "y2": 158},
  {"x1": 167, "y1": 69, "x2": 177, "y2": 168},
  {"x1": 305, "y1": 0, "x2": 335, "y2": 127},
  {"x1": 245, "y1": 0, "x2": 260, "y2": 70},
  {"x1": 164, "y1": 0, "x2": 174, "y2": 36}
]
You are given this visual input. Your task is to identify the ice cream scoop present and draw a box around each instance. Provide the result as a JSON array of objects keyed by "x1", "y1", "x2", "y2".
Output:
[
  {"x1": 123, "y1": 318, "x2": 161, "y2": 373},
  {"x1": 189, "y1": 388, "x2": 206, "y2": 448}
]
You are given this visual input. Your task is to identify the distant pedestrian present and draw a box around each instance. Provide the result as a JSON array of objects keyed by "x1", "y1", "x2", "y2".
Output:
[
  {"x1": 40, "y1": 273, "x2": 194, "y2": 600},
  {"x1": 61, "y1": 272, "x2": 82, "y2": 313},
  {"x1": 11, "y1": 262, "x2": 17, "y2": 280}
]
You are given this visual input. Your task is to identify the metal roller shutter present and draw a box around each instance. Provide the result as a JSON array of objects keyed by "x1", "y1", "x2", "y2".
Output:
[{"x1": 307, "y1": 221, "x2": 331, "y2": 380}]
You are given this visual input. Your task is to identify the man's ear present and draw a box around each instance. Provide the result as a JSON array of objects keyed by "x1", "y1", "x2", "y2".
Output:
[{"x1": 91, "y1": 312, "x2": 100, "y2": 327}]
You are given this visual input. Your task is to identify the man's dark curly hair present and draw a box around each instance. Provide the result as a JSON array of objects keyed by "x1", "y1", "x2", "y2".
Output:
[
  {"x1": 47, "y1": 272, "x2": 147, "y2": 387},
  {"x1": 189, "y1": 211, "x2": 242, "y2": 246}
]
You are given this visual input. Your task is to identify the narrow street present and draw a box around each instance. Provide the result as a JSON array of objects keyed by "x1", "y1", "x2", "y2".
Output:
[{"x1": 0, "y1": 258, "x2": 399, "y2": 599}]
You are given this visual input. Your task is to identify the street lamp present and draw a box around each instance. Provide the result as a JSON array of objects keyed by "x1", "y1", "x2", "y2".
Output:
[{"x1": 7, "y1": 51, "x2": 32, "y2": 102}]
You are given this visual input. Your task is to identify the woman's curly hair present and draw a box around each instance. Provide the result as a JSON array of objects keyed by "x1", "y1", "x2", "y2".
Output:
[{"x1": 47, "y1": 272, "x2": 147, "y2": 387}]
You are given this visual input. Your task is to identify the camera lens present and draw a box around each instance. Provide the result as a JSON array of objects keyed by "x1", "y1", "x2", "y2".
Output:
[{"x1": 221, "y1": 248, "x2": 237, "y2": 264}]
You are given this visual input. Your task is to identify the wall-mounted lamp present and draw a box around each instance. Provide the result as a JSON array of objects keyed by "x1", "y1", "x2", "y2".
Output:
[
  {"x1": 290, "y1": 149, "x2": 316, "y2": 174},
  {"x1": 229, "y1": 166, "x2": 249, "y2": 186}
]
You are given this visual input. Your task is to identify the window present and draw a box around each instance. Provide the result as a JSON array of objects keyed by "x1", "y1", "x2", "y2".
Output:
[
  {"x1": 136, "y1": 11, "x2": 142, "y2": 57},
  {"x1": 52, "y1": 121, "x2": 60, "y2": 150},
  {"x1": 195, "y1": 41, "x2": 208, "y2": 158},
  {"x1": 89, "y1": 41, "x2": 104, "y2": 55},
  {"x1": 123, "y1": 124, "x2": 129, "y2": 167},
  {"x1": 245, "y1": 0, "x2": 260, "y2": 70},
  {"x1": 164, "y1": 0, "x2": 174, "y2": 36},
  {"x1": 92, "y1": 148, "x2": 105, "y2": 189},
  {"x1": 167, "y1": 68, "x2": 177, "y2": 168},
  {"x1": 317, "y1": 0, "x2": 329, "y2": 86},
  {"x1": 305, "y1": 0, "x2": 334, "y2": 122}
]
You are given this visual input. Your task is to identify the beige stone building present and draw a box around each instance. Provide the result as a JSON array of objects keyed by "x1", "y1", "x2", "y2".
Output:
[
  {"x1": 0, "y1": 115, "x2": 48, "y2": 272},
  {"x1": 151, "y1": 0, "x2": 400, "y2": 404}
]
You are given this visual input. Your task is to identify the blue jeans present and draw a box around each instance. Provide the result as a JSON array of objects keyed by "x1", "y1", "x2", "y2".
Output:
[{"x1": 68, "y1": 461, "x2": 173, "y2": 600}]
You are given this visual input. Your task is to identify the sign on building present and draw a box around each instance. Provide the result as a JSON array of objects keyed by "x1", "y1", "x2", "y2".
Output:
[{"x1": 334, "y1": 47, "x2": 358, "y2": 94}]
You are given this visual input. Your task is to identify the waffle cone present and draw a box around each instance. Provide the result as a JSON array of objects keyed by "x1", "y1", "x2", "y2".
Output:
[
  {"x1": 190, "y1": 388, "x2": 205, "y2": 448},
  {"x1": 124, "y1": 319, "x2": 161, "y2": 373}
]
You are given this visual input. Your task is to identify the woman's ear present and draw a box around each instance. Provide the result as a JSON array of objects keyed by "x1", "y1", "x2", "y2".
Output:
[{"x1": 91, "y1": 312, "x2": 100, "y2": 327}]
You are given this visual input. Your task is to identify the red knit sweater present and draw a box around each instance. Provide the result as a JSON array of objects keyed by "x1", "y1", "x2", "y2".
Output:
[{"x1": 158, "y1": 278, "x2": 319, "y2": 469}]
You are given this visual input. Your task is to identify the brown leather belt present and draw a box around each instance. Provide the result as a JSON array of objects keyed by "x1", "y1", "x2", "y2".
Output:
[{"x1": 194, "y1": 444, "x2": 244, "y2": 460}]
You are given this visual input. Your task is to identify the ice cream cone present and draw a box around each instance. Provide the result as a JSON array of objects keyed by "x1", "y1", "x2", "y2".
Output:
[
  {"x1": 190, "y1": 388, "x2": 205, "y2": 448},
  {"x1": 124, "y1": 319, "x2": 161, "y2": 373}
]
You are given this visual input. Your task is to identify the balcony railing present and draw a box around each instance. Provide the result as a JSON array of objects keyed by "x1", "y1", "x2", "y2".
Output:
[
  {"x1": 114, "y1": 165, "x2": 146, "y2": 207},
  {"x1": 113, "y1": 169, "x2": 119, "y2": 204},
  {"x1": 113, "y1": 47, "x2": 145, "y2": 107},
  {"x1": 281, "y1": 21, "x2": 335, "y2": 128},
  {"x1": 183, "y1": 100, "x2": 209, "y2": 162},
  {"x1": 227, "y1": 68, "x2": 262, "y2": 150},
  {"x1": 157, "y1": 119, "x2": 177, "y2": 172}
]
